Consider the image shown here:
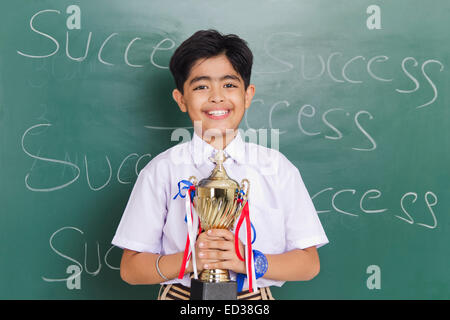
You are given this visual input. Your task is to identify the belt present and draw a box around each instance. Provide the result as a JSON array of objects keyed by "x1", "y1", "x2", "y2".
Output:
[{"x1": 158, "y1": 283, "x2": 275, "y2": 300}]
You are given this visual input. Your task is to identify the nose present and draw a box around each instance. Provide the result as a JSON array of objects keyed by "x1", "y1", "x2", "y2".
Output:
[{"x1": 209, "y1": 85, "x2": 225, "y2": 103}]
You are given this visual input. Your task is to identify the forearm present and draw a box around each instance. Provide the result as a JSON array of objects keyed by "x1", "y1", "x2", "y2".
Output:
[
  {"x1": 263, "y1": 247, "x2": 320, "y2": 281},
  {"x1": 120, "y1": 249, "x2": 192, "y2": 285}
]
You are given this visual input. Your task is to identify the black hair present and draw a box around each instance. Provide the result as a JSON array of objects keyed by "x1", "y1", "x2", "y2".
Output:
[{"x1": 169, "y1": 29, "x2": 253, "y2": 94}]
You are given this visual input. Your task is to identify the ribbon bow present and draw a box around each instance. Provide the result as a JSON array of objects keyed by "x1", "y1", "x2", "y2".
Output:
[{"x1": 173, "y1": 179, "x2": 195, "y2": 200}]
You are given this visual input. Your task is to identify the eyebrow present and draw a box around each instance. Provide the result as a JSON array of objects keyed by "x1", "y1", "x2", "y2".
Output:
[{"x1": 189, "y1": 74, "x2": 241, "y2": 86}]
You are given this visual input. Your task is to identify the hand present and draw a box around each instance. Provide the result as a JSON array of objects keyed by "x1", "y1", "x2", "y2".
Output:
[
  {"x1": 195, "y1": 229, "x2": 246, "y2": 274},
  {"x1": 193, "y1": 230, "x2": 220, "y2": 273}
]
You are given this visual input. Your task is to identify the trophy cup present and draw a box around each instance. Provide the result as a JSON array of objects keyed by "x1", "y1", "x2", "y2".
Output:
[{"x1": 189, "y1": 149, "x2": 249, "y2": 300}]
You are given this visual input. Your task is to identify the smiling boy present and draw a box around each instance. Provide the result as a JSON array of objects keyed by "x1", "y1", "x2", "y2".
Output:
[
  {"x1": 112, "y1": 29, "x2": 328, "y2": 300},
  {"x1": 172, "y1": 53, "x2": 254, "y2": 151}
]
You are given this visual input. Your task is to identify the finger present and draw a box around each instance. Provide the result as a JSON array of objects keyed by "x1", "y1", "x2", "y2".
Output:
[
  {"x1": 205, "y1": 235, "x2": 225, "y2": 241},
  {"x1": 194, "y1": 258, "x2": 218, "y2": 273},
  {"x1": 197, "y1": 233, "x2": 223, "y2": 244},
  {"x1": 198, "y1": 249, "x2": 235, "y2": 261},
  {"x1": 199, "y1": 258, "x2": 220, "y2": 265},
  {"x1": 204, "y1": 260, "x2": 234, "y2": 270},
  {"x1": 207, "y1": 229, "x2": 234, "y2": 241},
  {"x1": 199, "y1": 239, "x2": 233, "y2": 251},
  {"x1": 198, "y1": 230, "x2": 223, "y2": 239},
  {"x1": 196, "y1": 234, "x2": 225, "y2": 250},
  {"x1": 197, "y1": 232, "x2": 212, "y2": 242}
]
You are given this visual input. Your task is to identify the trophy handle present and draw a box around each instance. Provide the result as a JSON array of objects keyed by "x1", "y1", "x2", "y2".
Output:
[
  {"x1": 188, "y1": 176, "x2": 198, "y2": 205},
  {"x1": 188, "y1": 176, "x2": 198, "y2": 186},
  {"x1": 239, "y1": 178, "x2": 250, "y2": 202}
]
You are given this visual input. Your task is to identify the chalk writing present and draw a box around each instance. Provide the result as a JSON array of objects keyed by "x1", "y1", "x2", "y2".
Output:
[
  {"x1": 255, "y1": 32, "x2": 444, "y2": 110},
  {"x1": 312, "y1": 187, "x2": 439, "y2": 229},
  {"x1": 22, "y1": 123, "x2": 151, "y2": 191},
  {"x1": 247, "y1": 100, "x2": 377, "y2": 151},
  {"x1": 17, "y1": 9, "x2": 176, "y2": 69},
  {"x1": 42, "y1": 226, "x2": 120, "y2": 285}
]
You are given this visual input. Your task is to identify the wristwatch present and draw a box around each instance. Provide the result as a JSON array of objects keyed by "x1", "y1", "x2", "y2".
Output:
[{"x1": 253, "y1": 250, "x2": 268, "y2": 279}]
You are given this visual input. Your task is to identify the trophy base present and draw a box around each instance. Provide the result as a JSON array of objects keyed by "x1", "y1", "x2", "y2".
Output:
[
  {"x1": 190, "y1": 278, "x2": 237, "y2": 300},
  {"x1": 200, "y1": 268, "x2": 230, "y2": 282}
]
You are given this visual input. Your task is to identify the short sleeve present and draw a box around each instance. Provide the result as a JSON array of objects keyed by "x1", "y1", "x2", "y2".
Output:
[
  {"x1": 111, "y1": 162, "x2": 167, "y2": 253},
  {"x1": 280, "y1": 164, "x2": 329, "y2": 251}
]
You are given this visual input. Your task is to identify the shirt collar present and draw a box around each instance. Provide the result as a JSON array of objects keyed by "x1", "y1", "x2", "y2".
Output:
[{"x1": 190, "y1": 130, "x2": 245, "y2": 167}]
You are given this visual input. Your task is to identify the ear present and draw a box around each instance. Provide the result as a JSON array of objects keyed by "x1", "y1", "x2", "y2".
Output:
[
  {"x1": 172, "y1": 88, "x2": 187, "y2": 112},
  {"x1": 244, "y1": 84, "x2": 256, "y2": 110}
]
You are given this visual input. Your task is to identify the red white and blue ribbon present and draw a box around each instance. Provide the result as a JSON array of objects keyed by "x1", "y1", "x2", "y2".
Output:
[
  {"x1": 177, "y1": 184, "x2": 201, "y2": 280},
  {"x1": 234, "y1": 198, "x2": 257, "y2": 293}
]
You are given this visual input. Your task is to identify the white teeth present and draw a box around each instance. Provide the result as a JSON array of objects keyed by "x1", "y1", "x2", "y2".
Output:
[{"x1": 207, "y1": 110, "x2": 229, "y2": 116}]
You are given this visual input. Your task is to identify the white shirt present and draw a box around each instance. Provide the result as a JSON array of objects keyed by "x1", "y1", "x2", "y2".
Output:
[{"x1": 112, "y1": 131, "x2": 329, "y2": 289}]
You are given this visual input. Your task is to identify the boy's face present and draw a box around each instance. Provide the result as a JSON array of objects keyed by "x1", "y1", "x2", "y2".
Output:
[{"x1": 172, "y1": 54, "x2": 255, "y2": 140}]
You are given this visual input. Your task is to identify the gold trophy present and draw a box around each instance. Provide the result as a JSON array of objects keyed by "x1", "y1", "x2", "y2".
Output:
[{"x1": 189, "y1": 149, "x2": 249, "y2": 300}]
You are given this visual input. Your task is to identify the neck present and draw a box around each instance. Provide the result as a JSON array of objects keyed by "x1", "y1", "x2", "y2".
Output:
[{"x1": 197, "y1": 129, "x2": 238, "y2": 150}]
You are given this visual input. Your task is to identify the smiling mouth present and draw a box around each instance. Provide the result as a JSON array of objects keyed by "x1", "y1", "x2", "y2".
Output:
[{"x1": 204, "y1": 109, "x2": 230, "y2": 119}]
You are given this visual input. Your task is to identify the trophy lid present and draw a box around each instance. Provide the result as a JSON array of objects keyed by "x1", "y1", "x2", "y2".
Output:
[{"x1": 197, "y1": 150, "x2": 239, "y2": 190}]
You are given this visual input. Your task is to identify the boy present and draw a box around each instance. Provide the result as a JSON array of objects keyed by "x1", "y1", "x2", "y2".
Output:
[{"x1": 112, "y1": 29, "x2": 328, "y2": 300}]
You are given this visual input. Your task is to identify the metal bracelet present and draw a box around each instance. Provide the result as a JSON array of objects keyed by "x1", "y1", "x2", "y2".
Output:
[{"x1": 156, "y1": 255, "x2": 169, "y2": 281}]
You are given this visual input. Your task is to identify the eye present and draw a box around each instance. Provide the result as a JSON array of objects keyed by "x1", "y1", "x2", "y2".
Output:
[
  {"x1": 193, "y1": 85, "x2": 208, "y2": 90},
  {"x1": 224, "y1": 83, "x2": 237, "y2": 88}
]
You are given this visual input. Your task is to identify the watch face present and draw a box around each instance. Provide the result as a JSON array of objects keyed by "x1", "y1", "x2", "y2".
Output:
[{"x1": 254, "y1": 250, "x2": 268, "y2": 277}]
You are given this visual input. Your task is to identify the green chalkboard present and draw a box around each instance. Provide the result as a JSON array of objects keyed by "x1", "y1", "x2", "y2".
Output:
[{"x1": 1, "y1": 0, "x2": 449, "y2": 299}]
